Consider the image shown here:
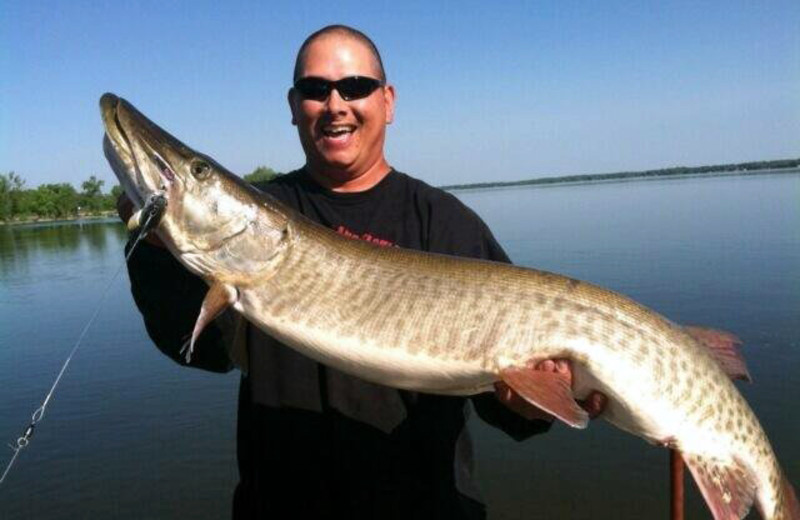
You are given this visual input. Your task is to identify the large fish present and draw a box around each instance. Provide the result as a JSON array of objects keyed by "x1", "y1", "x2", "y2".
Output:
[{"x1": 100, "y1": 93, "x2": 798, "y2": 519}]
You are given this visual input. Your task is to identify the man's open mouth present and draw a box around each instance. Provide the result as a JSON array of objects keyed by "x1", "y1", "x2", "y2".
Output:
[{"x1": 321, "y1": 124, "x2": 356, "y2": 139}]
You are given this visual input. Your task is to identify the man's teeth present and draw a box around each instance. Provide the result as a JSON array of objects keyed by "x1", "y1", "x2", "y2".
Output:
[{"x1": 323, "y1": 126, "x2": 355, "y2": 137}]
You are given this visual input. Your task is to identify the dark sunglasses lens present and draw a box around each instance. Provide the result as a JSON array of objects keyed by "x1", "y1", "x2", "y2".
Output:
[
  {"x1": 294, "y1": 78, "x2": 330, "y2": 101},
  {"x1": 337, "y1": 77, "x2": 381, "y2": 100},
  {"x1": 295, "y1": 77, "x2": 381, "y2": 101}
]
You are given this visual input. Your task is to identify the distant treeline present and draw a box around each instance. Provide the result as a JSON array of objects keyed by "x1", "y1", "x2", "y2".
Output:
[
  {"x1": 243, "y1": 166, "x2": 281, "y2": 184},
  {"x1": 0, "y1": 165, "x2": 283, "y2": 224},
  {"x1": 0, "y1": 172, "x2": 122, "y2": 223},
  {"x1": 440, "y1": 158, "x2": 800, "y2": 191}
]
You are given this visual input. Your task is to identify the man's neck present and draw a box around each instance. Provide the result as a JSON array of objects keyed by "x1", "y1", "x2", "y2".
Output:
[{"x1": 308, "y1": 160, "x2": 392, "y2": 193}]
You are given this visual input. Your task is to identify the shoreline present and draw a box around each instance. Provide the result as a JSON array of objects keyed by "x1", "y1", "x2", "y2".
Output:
[
  {"x1": 1, "y1": 212, "x2": 118, "y2": 227},
  {"x1": 4, "y1": 167, "x2": 798, "y2": 225},
  {"x1": 440, "y1": 166, "x2": 800, "y2": 192}
]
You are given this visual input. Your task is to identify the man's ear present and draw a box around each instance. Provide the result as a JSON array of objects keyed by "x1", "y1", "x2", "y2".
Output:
[
  {"x1": 287, "y1": 88, "x2": 298, "y2": 125},
  {"x1": 383, "y1": 84, "x2": 396, "y2": 125}
]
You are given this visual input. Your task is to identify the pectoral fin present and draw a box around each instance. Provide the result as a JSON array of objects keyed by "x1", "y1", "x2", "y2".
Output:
[
  {"x1": 499, "y1": 365, "x2": 589, "y2": 429},
  {"x1": 684, "y1": 326, "x2": 751, "y2": 383},
  {"x1": 183, "y1": 282, "x2": 238, "y2": 363}
]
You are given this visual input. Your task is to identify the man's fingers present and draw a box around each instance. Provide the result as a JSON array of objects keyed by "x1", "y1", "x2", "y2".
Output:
[
  {"x1": 580, "y1": 391, "x2": 608, "y2": 419},
  {"x1": 116, "y1": 192, "x2": 166, "y2": 248},
  {"x1": 536, "y1": 359, "x2": 555, "y2": 372},
  {"x1": 495, "y1": 381, "x2": 512, "y2": 401},
  {"x1": 116, "y1": 193, "x2": 133, "y2": 223}
]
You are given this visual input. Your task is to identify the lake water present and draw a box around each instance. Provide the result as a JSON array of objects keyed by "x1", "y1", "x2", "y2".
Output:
[{"x1": 1, "y1": 173, "x2": 798, "y2": 519}]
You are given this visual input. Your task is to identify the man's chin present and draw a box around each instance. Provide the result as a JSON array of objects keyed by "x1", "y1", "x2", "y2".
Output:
[
  {"x1": 317, "y1": 147, "x2": 356, "y2": 164},
  {"x1": 309, "y1": 162, "x2": 360, "y2": 184},
  {"x1": 310, "y1": 154, "x2": 358, "y2": 175}
]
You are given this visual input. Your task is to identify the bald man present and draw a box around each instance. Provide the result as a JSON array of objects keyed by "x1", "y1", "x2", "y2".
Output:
[{"x1": 122, "y1": 25, "x2": 604, "y2": 519}]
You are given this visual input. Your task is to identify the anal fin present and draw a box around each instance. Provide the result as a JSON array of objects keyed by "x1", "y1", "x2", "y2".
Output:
[
  {"x1": 683, "y1": 452, "x2": 757, "y2": 520},
  {"x1": 499, "y1": 365, "x2": 589, "y2": 429}
]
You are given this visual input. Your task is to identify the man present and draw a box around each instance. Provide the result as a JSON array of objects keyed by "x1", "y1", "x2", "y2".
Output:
[{"x1": 121, "y1": 25, "x2": 604, "y2": 519}]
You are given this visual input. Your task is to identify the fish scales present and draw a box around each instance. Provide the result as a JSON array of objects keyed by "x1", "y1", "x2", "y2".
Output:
[
  {"x1": 100, "y1": 93, "x2": 798, "y2": 519},
  {"x1": 241, "y1": 221, "x2": 797, "y2": 519},
  {"x1": 250, "y1": 214, "x2": 788, "y2": 518}
]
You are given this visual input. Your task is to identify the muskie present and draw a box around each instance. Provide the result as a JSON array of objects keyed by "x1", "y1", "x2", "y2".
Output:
[{"x1": 100, "y1": 93, "x2": 798, "y2": 519}]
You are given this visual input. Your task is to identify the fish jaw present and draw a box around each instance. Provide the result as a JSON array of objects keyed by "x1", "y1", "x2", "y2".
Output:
[{"x1": 100, "y1": 93, "x2": 175, "y2": 206}]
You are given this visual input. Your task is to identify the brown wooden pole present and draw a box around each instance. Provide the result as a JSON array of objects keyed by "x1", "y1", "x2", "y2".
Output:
[{"x1": 670, "y1": 449, "x2": 685, "y2": 520}]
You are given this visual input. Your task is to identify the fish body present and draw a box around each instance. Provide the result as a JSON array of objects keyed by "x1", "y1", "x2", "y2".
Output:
[{"x1": 100, "y1": 93, "x2": 798, "y2": 519}]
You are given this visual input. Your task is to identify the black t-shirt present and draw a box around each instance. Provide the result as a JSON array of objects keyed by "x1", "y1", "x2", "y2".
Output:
[
  {"x1": 257, "y1": 169, "x2": 510, "y2": 259},
  {"x1": 126, "y1": 168, "x2": 549, "y2": 520}
]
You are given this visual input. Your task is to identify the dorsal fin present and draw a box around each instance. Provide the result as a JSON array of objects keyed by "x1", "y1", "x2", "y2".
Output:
[{"x1": 683, "y1": 326, "x2": 751, "y2": 383}]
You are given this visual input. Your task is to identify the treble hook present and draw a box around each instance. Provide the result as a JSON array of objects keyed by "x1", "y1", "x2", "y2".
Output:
[{"x1": 129, "y1": 192, "x2": 168, "y2": 240}]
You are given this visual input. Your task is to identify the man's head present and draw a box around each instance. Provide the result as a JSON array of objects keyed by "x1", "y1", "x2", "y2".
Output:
[
  {"x1": 288, "y1": 25, "x2": 395, "y2": 191},
  {"x1": 293, "y1": 25, "x2": 386, "y2": 84}
]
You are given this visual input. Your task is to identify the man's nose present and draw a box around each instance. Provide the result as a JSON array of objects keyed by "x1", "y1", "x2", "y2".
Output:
[{"x1": 324, "y1": 88, "x2": 348, "y2": 113}]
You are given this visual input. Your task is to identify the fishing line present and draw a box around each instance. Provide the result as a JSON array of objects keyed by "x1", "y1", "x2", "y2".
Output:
[{"x1": 0, "y1": 193, "x2": 167, "y2": 486}]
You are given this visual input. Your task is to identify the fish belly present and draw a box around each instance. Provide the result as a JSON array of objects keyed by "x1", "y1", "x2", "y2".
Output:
[{"x1": 238, "y1": 298, "x2": 497, "y2": 395}]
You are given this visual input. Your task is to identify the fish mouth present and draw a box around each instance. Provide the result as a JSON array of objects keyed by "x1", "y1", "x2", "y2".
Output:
[{"x1": 100, "y1": 93, "x2": 180, "y2": 208}]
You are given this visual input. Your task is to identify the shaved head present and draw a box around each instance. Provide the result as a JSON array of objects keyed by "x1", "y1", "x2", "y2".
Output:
[{"x1": 293, "y1": 25, "x2": 386, "y2": 82}]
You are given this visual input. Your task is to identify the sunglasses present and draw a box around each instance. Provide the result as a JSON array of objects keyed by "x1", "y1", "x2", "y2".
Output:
[{"x1": 293, "y1": 76, "x2": 384, "y2": 102}]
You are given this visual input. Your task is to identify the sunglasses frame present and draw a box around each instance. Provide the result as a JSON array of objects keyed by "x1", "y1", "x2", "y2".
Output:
[{"x1": 293, "y1": 76, "x2": 385, "y2": 102}]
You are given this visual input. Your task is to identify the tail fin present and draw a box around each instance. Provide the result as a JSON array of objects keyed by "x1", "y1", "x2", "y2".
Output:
[
  {"x1": 683, "y1": 452, "x2": 757, "y2": 520},
  {"x1": 783, "y1": 476, "x2": 800, "y2": 520}
]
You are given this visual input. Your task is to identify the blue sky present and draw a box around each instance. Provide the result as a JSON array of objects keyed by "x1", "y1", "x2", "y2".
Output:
[{"x1": 2, "y1": 1, "x2": 798, "y2": 188}]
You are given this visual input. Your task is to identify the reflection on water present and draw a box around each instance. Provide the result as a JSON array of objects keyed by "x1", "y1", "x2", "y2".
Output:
[
  {"x1": 0, "y1": 174, "x2": 798, "y2": 519},
  {"x1": 457, "y1": 173, "x2": 800, "y2": 519},
  {"x1": 0, "y1": 219, "x2": 127, "y2": 278},
  {"x1": 0, "y1": 218, "x2": 239, "y2": 520}
]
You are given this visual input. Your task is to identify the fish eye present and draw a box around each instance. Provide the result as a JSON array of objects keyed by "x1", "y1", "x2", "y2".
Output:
[{"x1": 190, "y1": 160, "x2": 211, "y2": 179}]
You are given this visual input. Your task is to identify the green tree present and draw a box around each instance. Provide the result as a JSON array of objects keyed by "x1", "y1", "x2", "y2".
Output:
[
  {"x1": 80, "y1": 175, "x2": 105, "y2": 214},
  {"x1": 8, "y1": 171, "x2": 26, "y2": 217},
  {"x1": 0, "y1": 171, "x2": 28, "y2": 221},
  {"x1": 103, "y1": 184, "x2": 124, "y2": 212},
  {"x1": 0, "y1": 174, "x2": 10, "y2": 221},
  {"x1": 244, "y1": 166, "x2": 281, "y2": 184},
  {"x1": 31, "y1": 183, "x2": 79, "y2": 219}
]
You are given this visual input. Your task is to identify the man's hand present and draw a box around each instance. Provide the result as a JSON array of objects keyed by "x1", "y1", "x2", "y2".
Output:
[
  {"x1": 116, "y1": 193, "x2": 165, "y2": 247},
  {"x1": 494, "y1": 359, "x2": 607, "y2": 422}
]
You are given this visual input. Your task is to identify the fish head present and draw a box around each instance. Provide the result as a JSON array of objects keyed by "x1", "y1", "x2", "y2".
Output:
[
  {"x1": 101, "y1": 93, "x2": 266, "y2": 253},
  {"x1": 100, "y1": 93, "x2": 288, "y2": 282}
]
